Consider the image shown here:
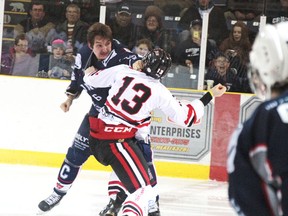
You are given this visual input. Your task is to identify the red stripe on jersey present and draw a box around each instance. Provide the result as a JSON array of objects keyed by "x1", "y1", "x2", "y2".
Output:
[
  {"x1": 123, "y1": 142, "x2": 151, "y2": 185},
  {"x1": 110, "y1": 142, "x2": 140, "y2": 189},
  {"x1": 137, "y1": 121, "x2": 151, "y2": 128},
  {"x1": 106, "y1": 101, "x2": 149, "y2": 126},
  {"x1": 184, "y1": 104, "x2": 196, "y2": 125}
]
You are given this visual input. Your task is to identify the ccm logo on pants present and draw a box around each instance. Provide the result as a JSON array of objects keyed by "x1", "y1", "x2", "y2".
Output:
[{"x1": 104, "y1": 126, "x2": 133, "y2": 133}]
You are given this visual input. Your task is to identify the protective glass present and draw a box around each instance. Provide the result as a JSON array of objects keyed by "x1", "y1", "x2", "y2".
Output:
[{"x1": 248, "y1": 65, "x2": 269, "y2": 100}]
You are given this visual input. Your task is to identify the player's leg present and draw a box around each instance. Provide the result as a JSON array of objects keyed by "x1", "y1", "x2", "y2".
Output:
[
  {"x1": 100, "y1": 139, "x2": 160, "y2": 216},
  {"x1": 120, "y1": 185, "x2": 156, "y2": 216},
  {"x1": 38, "y1": 112, "x2": 93, "y2": 213},
  {"x1": 99, "y1": 171, "x2": 128, "y2": 216},
  {"x1": 107, "y1": 140, "x2": 158, "y2": 216},
  {"x1": 137, "y1": 139, "x2": 160, "y2": 216},
  {"x1": 90, "y1": 136, "x2": 157, "y2": 216}
]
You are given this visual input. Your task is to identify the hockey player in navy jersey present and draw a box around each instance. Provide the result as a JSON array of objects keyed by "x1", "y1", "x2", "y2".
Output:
[
  {"x1": 227, "y1": 22, "x2": 288, "y2": 216},
  {"x1": 37, "y1": 22, "x2": 161, "y2": 215},
  {"x1": 83, "y1": 48, "x2": 226, "y2": 215}
]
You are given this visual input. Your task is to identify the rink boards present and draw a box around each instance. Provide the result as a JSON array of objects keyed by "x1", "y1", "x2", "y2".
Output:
[{"x1": 0, "y1": 76, "x2": 260, "y2": 181}]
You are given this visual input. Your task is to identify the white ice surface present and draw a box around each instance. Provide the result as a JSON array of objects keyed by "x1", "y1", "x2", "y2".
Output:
[{"x1": 0, "y1": 164, "x2": 236, "y2": 216}]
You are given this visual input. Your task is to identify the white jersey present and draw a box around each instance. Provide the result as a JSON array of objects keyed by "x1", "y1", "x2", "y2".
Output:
[{"x1": 84, "y1": 64, "x2": 205, "y2": 140}]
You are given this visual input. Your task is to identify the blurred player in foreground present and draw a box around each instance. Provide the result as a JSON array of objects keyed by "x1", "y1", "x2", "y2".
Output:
[
  {"x1": 227, "y1": 21, "x2": 288, "y2": 216},
  {"x1": 84, "y1": 48, "x2": 226, "y2": 215}
]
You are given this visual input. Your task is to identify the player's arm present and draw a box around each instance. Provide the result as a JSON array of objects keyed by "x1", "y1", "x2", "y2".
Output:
[
  {"x1": 60, "y1": 74, "x2": 82, "y2": 113},
  {"x1": 249, "y1": 144, "x2": 281, "y2": 215},
  {"x1": 60, "y1": 94, "x2": 75, "y2": 112},
  {"x1": 200, "y1": 84, "x2": 227, "y2": 106},
  {"x1": 159, "y1": 84, "x2": 226, "y2": 127},
  {"x1": 245, "y1": 107, "x2": 281, "y2": 215},
  {"x1": 83, "y1": 65, "x2": 125, "y2": 88},
  {"x1": 60, "y1": 52, "x2": 87, "y2": 112}
]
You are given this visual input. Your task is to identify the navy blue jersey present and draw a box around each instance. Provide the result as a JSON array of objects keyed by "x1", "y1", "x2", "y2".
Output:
[
  {"x1": 227, "y1": 91, "x2": 288, "y2": 216},
  {"x1": 66, "y1": 39, "x2": 139, "y2": 111}
]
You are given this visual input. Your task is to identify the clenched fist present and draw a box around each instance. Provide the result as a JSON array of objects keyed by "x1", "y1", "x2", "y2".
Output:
[
  {"x1": 84, "y1": 66, "x2": 97, "y2": 75},
  {"x1": 210, "y1": 84, "x2": 227, "y2": 97}
]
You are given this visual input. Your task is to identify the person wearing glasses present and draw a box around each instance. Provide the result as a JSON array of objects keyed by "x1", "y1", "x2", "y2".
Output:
[{"x1": 0, "y1": 33, "x2": 39, "y2": 76}]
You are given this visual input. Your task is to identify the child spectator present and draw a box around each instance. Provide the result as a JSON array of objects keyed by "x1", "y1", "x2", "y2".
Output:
[
  {"x1": 134, "y1": 38, "x2": 153, "y2": 58},
  {"x1": 205, "y1": 52, "x2": 251, "y2": 92},
  {"x1": 1, "y1": 33, "x2": 39, "y2": 76},
  {"x1": 205, "y1": 52, "x2": 237, "y2": 91},
  {"x1": 38, "y1": 39, "x2": 74, "y2": 79}
]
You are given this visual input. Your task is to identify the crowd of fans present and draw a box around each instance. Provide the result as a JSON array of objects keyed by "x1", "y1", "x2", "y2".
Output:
[{"x1": 1, "y1": 0, "x2": 287, "y2": 94}]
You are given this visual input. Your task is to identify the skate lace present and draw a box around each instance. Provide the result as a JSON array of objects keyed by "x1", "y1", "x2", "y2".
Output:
[{"x1": 45, "y1": 193, "x2": 62, "y2": 205}]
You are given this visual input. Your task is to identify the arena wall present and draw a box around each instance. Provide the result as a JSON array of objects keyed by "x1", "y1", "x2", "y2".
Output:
[{"x1": 0, "y1": 75, "x2": 259, "y2": 181}]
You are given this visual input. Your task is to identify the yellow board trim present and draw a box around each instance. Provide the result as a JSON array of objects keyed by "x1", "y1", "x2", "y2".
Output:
[{"x1": 0, "y1": 149, "x2": 209, "y2": 179}]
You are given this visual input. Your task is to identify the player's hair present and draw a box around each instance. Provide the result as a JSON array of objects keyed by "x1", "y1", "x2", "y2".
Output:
[
  {"x1": 87, "y1": 22, "x2": 113, "y2": 46},
  {"x1": 142, "y1": 48, "x2": 172, "y2": 79}
]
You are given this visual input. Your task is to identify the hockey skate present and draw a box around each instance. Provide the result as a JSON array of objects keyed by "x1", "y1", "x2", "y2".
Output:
[
  {"x1": 38, "y1": 191, "x2": 64, "y2": 213},
  {"x1": 148, "y1": 200, "x2": 161, "y2": 216},
  {"x1": 148, "y1": 210, "x2": 161, "y2": 216},
  {"x1": 99, "y1": 198, "x2": 121, "y2": 216}
]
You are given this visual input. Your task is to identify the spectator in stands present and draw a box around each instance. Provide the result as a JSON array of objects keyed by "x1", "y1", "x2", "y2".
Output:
[
  {"x1": 266, "y1": 0, "x2": 288, "y2": 24},
  {"x1": 47, "y1": 4, "x2": 89, "y2": 55},
  {"x1": 134, "y1": 38, "x2": 153, "y2": 58},
  {"x1": 178, "y1": 0, "x2": 228, "y2": 46},
  {"x1": 219, "y1": 21, "x2": 251, "y2": 78},
  {"x1": 45, "y1": 0, "x2": 100, "y2": 25},
  {"x1": 1, "y1": 33, "x2": 39, "y2": 76},
  {"x1": 106, "y1": 3, "x2": 137, "y2": 50},
  {"x1": 205, "y1": 52, "x2": 250, "y2": 92},
  {"x1": 38, "y1": 39, "x2": 74, "y2": 79},
  {"x1": 174, "y1": 19, "x2": 217, "y2": 71},
  {"x1": 136, "y1": 5, "x2": 176, "y2": 55},
  {"x1": 225, "y1": 0, "x2": 262, "y2": 22},
  {"x1": 154, "y1": 0, "x2": 189, "y2": 16},
  {"x1": 14, "y1": 2, "x2": 55, "y2": 53}
]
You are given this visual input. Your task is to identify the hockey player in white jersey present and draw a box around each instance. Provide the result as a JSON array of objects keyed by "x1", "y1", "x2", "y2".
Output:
[
  {"x1": 83, "y1": 48, "x2": 226, "y2": 215},
  {"x1": 227, "y1": 22, "x2": 288, "y2": 216}
]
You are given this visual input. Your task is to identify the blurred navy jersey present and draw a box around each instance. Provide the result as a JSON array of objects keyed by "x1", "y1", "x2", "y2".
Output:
[
  {"x1": 227, "y1": 91, "x2": 288, "y2": 216},
  {"x1": 65, "y1": 39, "x2": 139, "y2": 112}
]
